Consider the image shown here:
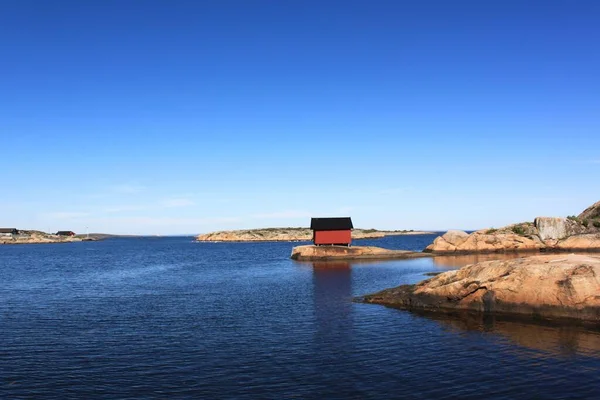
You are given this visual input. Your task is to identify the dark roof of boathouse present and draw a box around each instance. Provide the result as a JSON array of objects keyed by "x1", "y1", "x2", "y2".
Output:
[
  {"x1": 310, "y1": 217, "x2": 354, "y2": 231},
  {"x1": 0, "y1": 228, "x2": 18, "y2": 234}
]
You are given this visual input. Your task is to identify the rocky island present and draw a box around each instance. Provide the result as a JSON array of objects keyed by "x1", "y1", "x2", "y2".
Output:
[
  {"x1": 425, "y1": 201, "x2": 600, "y2": 254},
  {"x1": 358, "y1": 254, "x2": 600, "y2": 324},
  {"x1": 196, "y1": 227, "x2": 433, "y2": 242},
  {"x1": 0, "y1": 230, "x2": 88, "y2": 245}
]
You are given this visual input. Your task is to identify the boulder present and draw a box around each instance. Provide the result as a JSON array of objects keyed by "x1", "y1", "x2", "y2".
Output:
[
  {"x1": 424, "y1": 230, "x2": 469, "y2": 252},
  {"x1": 534, "y1": 217, "x2": 570, "y2": 240},
  {"x1": 533, "y1": 217, "x2": 588, "y2": 245},
  {"x1": 359, "y1": 254, "x2": 600, "y2": 323},
  {"x1": 441, "y1": 230, "x2": 470, "y2": 245}
]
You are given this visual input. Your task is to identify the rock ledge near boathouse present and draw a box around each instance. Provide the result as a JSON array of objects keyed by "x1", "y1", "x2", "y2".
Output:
[{"x1": 290, "y1": 245, "x2": 431, "y2": 261}]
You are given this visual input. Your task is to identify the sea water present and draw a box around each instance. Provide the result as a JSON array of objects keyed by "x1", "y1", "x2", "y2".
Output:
[{"x1": 1, "y1": 235, "x2": 599, "y2": 399}]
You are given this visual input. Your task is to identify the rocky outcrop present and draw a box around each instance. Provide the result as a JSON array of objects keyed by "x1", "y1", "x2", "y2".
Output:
[
  {"x1": 424, "y1": 228, "x2": 544, "y2": 253},
  {"x1": 290, "y1": 245, "x2": 431, "y2": 261},
  {"x1": 578, "y1": 201, "x2": 600, "y2": 221},
  {"x1": 426, "y1": 227, "x2": 600, "y2": 254},
  {"x1": 359, "y1": 254, "x2": 600, "y2": 323},
  {"x1": 197, "y1": 228, "x2": 432, "y2": 242},
  {"x1": 425, "y1": 200, "x2": 600, "y2": 253}
]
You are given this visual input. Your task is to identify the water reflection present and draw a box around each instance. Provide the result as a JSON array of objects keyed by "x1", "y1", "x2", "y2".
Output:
[
  {"x1": 312, "y1": 261, "x2": 353, "y2": 270},
  {"x1": 411, "y1": 310, "x2": 600, "y2": 358},
  {"x1": 310, "y1": 261, "x2": 356, "y2": 377},
  {"x1": 312, "y1": 262, "x2": 353, "y2": 335}
]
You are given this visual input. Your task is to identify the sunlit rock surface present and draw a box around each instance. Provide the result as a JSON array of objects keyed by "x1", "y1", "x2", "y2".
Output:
[{"x1": 290, "y1": 245, "x2": 431, "y2": 261}]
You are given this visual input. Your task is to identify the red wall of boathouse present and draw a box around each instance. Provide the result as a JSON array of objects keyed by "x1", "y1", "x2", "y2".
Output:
[{"x1": 313, "y1": 230, "x2": 352, "y2": 246}]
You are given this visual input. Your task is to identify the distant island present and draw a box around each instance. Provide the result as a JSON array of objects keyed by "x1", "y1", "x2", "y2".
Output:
[
  {"x1": 0, "y1": 230, "x2": 127, "y2": 245},
  {"x1": 196, "y1": 227, "x2": 435, "y2": 242},
  {"x1": 0, "y1": 230, "x2": 93, "y2": 245}
]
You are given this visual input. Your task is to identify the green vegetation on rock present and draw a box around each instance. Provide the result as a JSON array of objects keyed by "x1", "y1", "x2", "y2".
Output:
[{"x1": 511, "y1": 225, "x2": 526, "y2": 235}]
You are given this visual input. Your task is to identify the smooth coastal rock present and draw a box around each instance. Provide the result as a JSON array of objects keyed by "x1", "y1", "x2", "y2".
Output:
[
  {"x1": 555, "y1": 234, "x2": 600, "y2": 250},
  {"x1": 290, "y1": 245, "x2": 431, "y2": 261},
  {"x1": 432, "y1": 230, "x2": 470, "y2": 249},
  {"x1": 425, "y1": 229, "x2": 544, "y2": 253},
  {"x1": 359, "y1": 254, "x2": 600, "y2": 323}
]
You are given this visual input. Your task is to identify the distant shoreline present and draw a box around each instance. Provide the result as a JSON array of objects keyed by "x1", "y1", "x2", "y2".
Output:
[
  {"x1": 196, "y1": 228, "x2": 437, "y2": 242},
  {"x1": 0, "y1": 232, "x2": 136, "y2": 245},
  {"x1": 382, "y1": 231, "x2": 437, "y2": 236}
]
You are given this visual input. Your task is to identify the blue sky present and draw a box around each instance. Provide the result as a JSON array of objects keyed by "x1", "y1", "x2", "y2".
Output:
[{"x1": 2, "y1": 0, "x2": 599, "y2": 235}]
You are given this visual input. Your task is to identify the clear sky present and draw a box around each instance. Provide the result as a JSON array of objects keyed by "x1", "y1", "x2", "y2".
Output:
[{"x1": 2, "y1": 0, "x2": 599, "y2": 235}]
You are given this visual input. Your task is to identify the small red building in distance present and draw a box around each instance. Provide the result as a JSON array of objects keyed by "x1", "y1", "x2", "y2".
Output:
[{"x1": 310, "y1": 217, "x2": 354, "y2": 246}]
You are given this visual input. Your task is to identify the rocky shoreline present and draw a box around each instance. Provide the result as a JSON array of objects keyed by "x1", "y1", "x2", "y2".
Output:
[
  {"x1": 357, "y1": 254, "x2": 600, "y2": 324},
  {"x1": 196, "y1": 228, "x2": 434, "y2": 242}
]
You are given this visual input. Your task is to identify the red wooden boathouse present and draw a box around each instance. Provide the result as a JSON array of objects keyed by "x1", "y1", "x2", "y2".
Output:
[{"x1": 310, "y1": 217, "x2": 353, "y2": 246}]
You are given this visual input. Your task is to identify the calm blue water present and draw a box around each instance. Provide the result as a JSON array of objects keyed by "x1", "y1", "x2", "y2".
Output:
[{"x1": 2, "y1": 235, "x2": 600, "y2": 399}]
